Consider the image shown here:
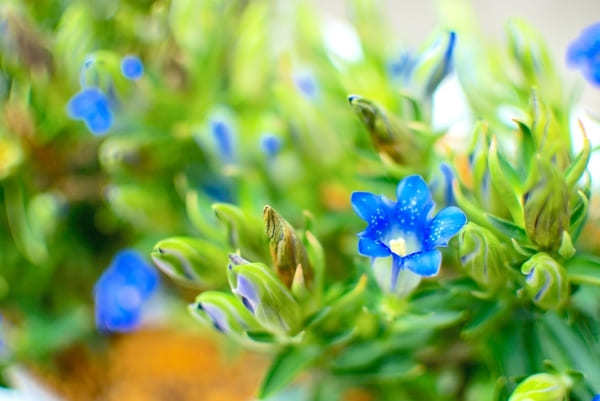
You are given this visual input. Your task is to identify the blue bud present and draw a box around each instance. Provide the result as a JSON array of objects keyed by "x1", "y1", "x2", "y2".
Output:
[
  {"x1": 67, "y1": 87, "x2": 113, "y2": 135},
  {"x1": 260, "y1": 134, "x2": 282, "y2": 158},
  {"x1": 210, "y1": 119, "x2": 235, "y2": 163},
  {"x1": 121, "y1": 55, "x2": 144, "y2": 80},
  {"x1": 94, "y1": 250, "x2": 159, "y2": 333},
  {"x1": 293, "y1": 70, "x2": 319, "y2": 100}
]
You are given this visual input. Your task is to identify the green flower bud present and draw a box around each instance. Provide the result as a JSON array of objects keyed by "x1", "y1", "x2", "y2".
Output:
[
  {"x1": 0, "y1": 137, "x2": 23, "y2": 180},
  {"x1": 509, "y1": 373, "x2": 570, "y2": 401},
  {"x1": 523, "y1": 158, "x2": 569, "y2": 250},
  {"x1": 458, "y1": 223, "x2": 509, "y2": 291},
  {"x1": 263, "y1": 205, "x2": 312, "y2": 289},
  {"x1": 521, "y1": 253, "x2": 569, "y2": 310},
  {"x1": 228, "y1": 262, "x2": 302, "y2": 336},
  {"x1": 189, "y1": 291, "x2": 261, "y2": 339},
  {"x1": 348, "y1": 95, "x2": 428, "y2": 167},
  {"x1": 151, "y1": 237, "x2": 228, "y2": 289},
  {"x1": 213, "y1": 203, "x2": 268, "y2": 262}
]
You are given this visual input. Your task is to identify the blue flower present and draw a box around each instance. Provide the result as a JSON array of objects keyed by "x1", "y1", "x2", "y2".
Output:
[
  {"x1": 121, "y1": 55, "x2": 144, "y2": 80},
  {"x1": 293, "y1": 70, "x2": 319, "y2": 100},
  {"x1": 67, "y1": 87, "x2": 113, "y2": 135},
  {"x1": 94, "y1": 250, "x2": 159, "y2": 333},
  {"x1": 593, "y1": 395, "x2": 600, "y2": 401},
  {"x1": 388, "y1": 50, "x2": 417, "y2": 83},
  {"x1": 351, "y1": 175, "x2": 466, "y2": 289},
  {"x1": 567, "y1": 22, "x2": 600, "y2": 86},
  {"x1": 210, "y1": 119, "x2": 235, "y2": 163},
  {"x1": 260, "y1": 134, "x2": 282, "y2": 158}
]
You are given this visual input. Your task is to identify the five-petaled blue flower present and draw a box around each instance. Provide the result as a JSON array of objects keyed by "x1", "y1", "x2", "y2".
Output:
[
  {"x1": 260, "y1": 134, "x2": 282, "y2": 158},
  {"x1": 121, "y1": 55, "x2": 144, "y2": 80},
  {"x1": 94, "y1": 250, "x2": 159, "y2": 333},
  {"x1": 567, "y1": 22, "x2": 600, "y2": 86},
  {"x1": 351, "y1": 175, "x2": 466, "y2": 289},
  {"x1": 67, "y1": 87, "x2": 113, "y2": 135}
]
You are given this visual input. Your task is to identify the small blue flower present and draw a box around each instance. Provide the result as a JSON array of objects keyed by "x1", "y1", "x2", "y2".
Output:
[
  {"x1": 567, "y1": 22, "x2": 600, "y2": 86},
  {"x1": 260, "y1": 134, "x2": 282, "y2": 158},
  {"x1": 121, "y1": 55, "x2": 144, "y2": 80},
  {"x1": 351, "y1": 175, "x2": 466, "y2": 289},
  {"x1": 293, "y1": 70, "x2": 319, "y2": 100},
  {"x1": 94, "y1": 250, "x2": 159, "y2": 333},
  {"x1": 593, "y1": 395, "x2": 600, "y2": 401},
  {"x1": 67, "y1": 87, "x2": 113, "y2": 135},
  {"x1": 210, "y1": 119, "x2": 235, "y2": 163}
]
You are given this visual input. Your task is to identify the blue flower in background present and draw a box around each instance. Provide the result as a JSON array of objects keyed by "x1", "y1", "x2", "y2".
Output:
[
  {"x1": 94, "y1": 250, "x2": 159, "y2": 333},
  {"x1": 593, "y1": 395, "x2": 600, "y2": 401},
  {"x1": 567, "y1": 22, "x2": 600, "y2": 86},
  {"x1": 425, "y1": 31, "x2": 457, "y2": 97},
  {"x1": 429, "y1": 162, "x2": 456, "y2": 206},
  {"x1": 210, "y1": 119, "x2": 235, "y2": 163},
  {"x1": 293, "y1": 70, "x2": 319, "y2": 100},
  {"x1": 352, "y1": 175, "x2": 466, "y2": 289},
  {"x1": 260, "y1": 134, "x2": 282, "y2": 158},
  {"x1": 67, "y1": 87, "x2": 113, "y2": 135},
  {"x1": 388, "y1": 50, "x2": 417, "y2": 83},
  {"x1": 121, "y1": 55, "x2": 144, "y2": 80}
]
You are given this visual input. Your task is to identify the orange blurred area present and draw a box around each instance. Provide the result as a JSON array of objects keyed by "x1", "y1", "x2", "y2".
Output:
[{"x1": 34, "y1": 328, "x2": 268, "y2": 401}]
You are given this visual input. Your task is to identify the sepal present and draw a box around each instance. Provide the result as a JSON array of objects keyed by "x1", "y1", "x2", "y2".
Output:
[{"x1": 521, "y1": 253, "x2": 569, "y2": 310}]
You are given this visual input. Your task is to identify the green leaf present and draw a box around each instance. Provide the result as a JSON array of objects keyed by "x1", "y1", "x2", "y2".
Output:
[
  {"x1": 488, "y1": 137, "x2": 524, "y2": 226},
  {"x1": 566, "y1": 254, "x2": 600, "y2": 286},
  {"x1": 565, "y1": 122, "x2": 591, "y2": 188},
  {"x1": 258, "y1": 346, "x2": 321, "y2": 399},
  {"x1": 486, "y1": 214, "x2": 528, "y2": 242}
]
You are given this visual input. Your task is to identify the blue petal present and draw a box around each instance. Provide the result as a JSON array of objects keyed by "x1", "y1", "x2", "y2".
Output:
[
  {"x1": 404, "y1": 249, "x2": 441, "y2": 277},
  {"x1": 260, "y1": 134, "x2": 282, "y2": 158},
  {"x1": 395, "y1": 175, "x2": 434, "y2": 224},
  {"x1": 592, "y1": 394, "x2": 600, "y2": 401},
  {"x1": 211, "y1": 120, "x2": 235, "y2": 162},
  {"x1": 67, "y1": 87, "x2": 105, "y2": 119},
  {"x1": 84, "y1": 104, "x2": 113, "y2": 135},
  {"x1": 121, "y1": 55, "x2": 144, "y2": 80},
  {"x1": 358, "y1": 236, "x2": 390, "y2": 258},
  {"x1": 351, "y1": 192, "x2": 392, "y2": 234},
  {"x1": 425, "y1": 206, "x2": 467, "y2": 248},
  {"x1": 202, "y1": 303, "x2": 229, "y2": 333},
  {"x1": 390, "y1": 254, "x2": 404, "y2": 290},
  {"x1": 235, "y1": 274, "x2": 258, "y2": 313}
]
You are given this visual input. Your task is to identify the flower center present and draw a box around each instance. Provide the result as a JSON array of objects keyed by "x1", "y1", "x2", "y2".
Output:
[
  {"x1": 387, "y1": 232, "x2": 421, "y2": 257},
  {"x1": 389, "y1": 237, "x2": 408, "y2": 256}
]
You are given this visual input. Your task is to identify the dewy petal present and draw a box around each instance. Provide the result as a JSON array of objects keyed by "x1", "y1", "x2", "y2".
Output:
[
  {"x1": 395, "y1": 175, "x2": 434, "y2": 225},
  {"x1": 404, "y1": 249, "x2": 442, "y2": 277},
  {"x1": 425, "y1": 206, "x2": 467, "y2": 248},
  {"x1": 358, "y1": 236, "x2": 391, "y2": 258},
  {"x1": 351, "y1": 192, "x2": 392, "y2": 230}
]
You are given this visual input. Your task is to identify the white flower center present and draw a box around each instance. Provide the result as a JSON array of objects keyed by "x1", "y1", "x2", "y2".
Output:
[
  {"x1": 387, "y1": 232, "x2": 421, "y2": 257},
  {"x1": 389, "y1": 237, "x2": 408, "y2": 256}
]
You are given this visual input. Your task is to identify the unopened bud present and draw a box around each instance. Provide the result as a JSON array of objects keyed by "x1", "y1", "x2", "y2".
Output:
[
  {"x1": 151, "y1": 237, "x2": 228, "y2": 289},
  {"x1": 228, "y1": 262, "x2": 302, "y2": 336},
  {"x1": 458, "y1": 223, "x2": 509, "y2": 291},
  {"x1": 263, "y1": 205, "x2": 312, "y2": 289},
  {"x1": 212, "y1": 203, "x2": 268, "y2": 262},
  {"x1": 521, "y1": 253, "x2": 569, "y2": 310},
  {"x1": 523, "y1": 159, "x2": 569, "y2": 250},
  {"x1": 190, "y1": 291, "x2": 260, "y2": 338},
  {"x1": 509, "y1": 373, "x2": 570, "y2": 401}
]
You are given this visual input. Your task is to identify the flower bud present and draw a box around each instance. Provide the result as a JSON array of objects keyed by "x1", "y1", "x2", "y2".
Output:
[
  {"x1": 228, "y1": 262, "x2": 302, "y2": 336},
  {"x1": 212, "y1": 203, "x2": 268, "y2": 262},
  {"x1": 508, "y1": 373, "x2": 570, "y2": 401},
  {"x1": 189, "y1": 291, "x2": 260, "y2": 338},
  {"x1": 521, "y1": 253, "x2": 569, "y2": 310},
  {"x1": 263, "y1": 205, "x2": 312, "y2": 289},
  {"x1": 523, "y1": 158, "x2": 569, "y2": 250},
  {"x1": 151, "y1": 237, "x2": 228, "y2": 289},
  {"x1": 458, "y1": 223, "x2": 509, "y2": 291},
  {"x1": 348, "y1": 95, "x2": 427, "y2": 167}
]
